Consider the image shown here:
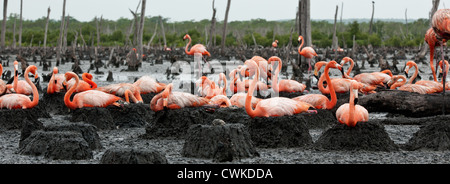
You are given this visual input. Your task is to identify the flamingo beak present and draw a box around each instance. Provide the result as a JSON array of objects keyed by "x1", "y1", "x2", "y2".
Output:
[
  {"x1": 14, "y1": 64, "x2": 18, "y2": 72},
  {"x1": 404, "y1": 71, "x2": 409, "y2": 78},
  {"x1": 163, "y1": 98, "x2": 168, "y2": 107}
]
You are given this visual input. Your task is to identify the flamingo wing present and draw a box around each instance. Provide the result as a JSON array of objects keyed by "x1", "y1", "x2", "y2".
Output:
[
  {"x1": 73, "y1": 90, "x2": 121, "y2": 108},
  {"x1": 0, "y1": 94, "x2": 32, "y2": 109}
]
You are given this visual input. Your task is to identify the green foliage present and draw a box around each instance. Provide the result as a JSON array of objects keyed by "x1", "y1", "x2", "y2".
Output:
[{"x1": 1, "y1": 15, "x2": 431, "y2": 48}]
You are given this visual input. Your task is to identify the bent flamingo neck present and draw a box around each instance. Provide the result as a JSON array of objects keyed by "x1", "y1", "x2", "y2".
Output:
[
  {"x1": 64, "y1": 73, "x2": 79, "y2": 110},
  {"x1": 324, "y1": 63, "x2": 337, "y2": 109}
]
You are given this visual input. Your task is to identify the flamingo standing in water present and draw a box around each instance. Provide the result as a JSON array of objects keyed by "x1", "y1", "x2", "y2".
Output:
[
  {"x1": 293, "y1": 61, "x2": 343, "y2": 110},
  {"x1": 183, "y1": 34, "x2": 211, "y2": 77},
  {"x1": 335, "y1": 80, "x2": 369, "y2": 127},
  {"x1": 242, "y1": 59, "x2": 315, "y2": 118},
  {"x1": 0, "y1": 63, "x2": 7, "y2": 95},
  {"x1": 425, "y1": 27, "x2": 446, "y2": 82},
  {"x1": 133, "y1": 75, "x2": 166, "y2": 94},
  {"x1": 431, "y1": 9, "x2": 450, "y2": 93},
  {"x1": 150, "y1": 83, "x2": 210, "y2": 112},
  {"x1": 47, "y1": 67, "x2": 65, "y2": 94},
  {"x1": 404, "y1": 61, "x2": 443, "y2": 93},
  {"x1": 64, "y1": 73, "x2": 97, "y2": 93},
  {"x1": 63, "y1": 72, "x2": 121, "y2": 110},
  {"x1": 0, "y1": 65, "x2": 39, "y2": 109},
  {"x1": 298, "y1": 36, "x2": 318, "y2": 73},
  {"x1": 267, "y1": 56, "x2": 307, "y2": 93}
]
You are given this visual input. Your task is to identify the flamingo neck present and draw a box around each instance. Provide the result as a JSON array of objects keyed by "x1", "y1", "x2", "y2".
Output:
[
  {"x1": 47, "y1": 73, "x2": 56, "y2": 94},
  {"x1": 381, "y1": 69, "x2": 393, "y2": 77},
  {"x1": 324, "y1": 65, "x2": 337, "y2": 109},
  {"x1": 64, "y1": 74, "x2": 79, "y2": 110},
  {"x1": 13, "y1": 65, "x2": 18, "y2": 91},
  {"x1": 125, "y1": 89, "x2": 138, "y2": 103},
  {"x1": 409, "y1": 63, "x2": 419, "y2": 84},
  {"x1": 220, "y1": 74, "x2": 227, "y2": 94},
  {"x1": 245, "y1": 66, "x2": 260, "y2": 118},
  {"x1": 346, "y1": 59, "x2": 354, "y2": 76},
  {"x1": 150, "y1": 93, "x2": 163, "y2": 111},
  {"x1": 25, "y1": 69, "x2": 39, "y2": 108},
  {"x1": 348, "y1": 88, "x2": 357, "y2": 127},
  {"x1": 185, "y1": 36, "x2": 193, "y2": 55},
  {"x1": 317, "y1": 73, "x2": 330, "y2": 94},
  {"x1": 298, "y1": 37, "x2": 304, "y2": 54},
  {"x1": 430, "y1": 46, "x2": 437, "y2": 82},
  {"x1": 82, "y1": 75, "x2": 97, "y2": 89},
  {"x1": 391, "y1": 76, "x2": 407, "y2": 89}
]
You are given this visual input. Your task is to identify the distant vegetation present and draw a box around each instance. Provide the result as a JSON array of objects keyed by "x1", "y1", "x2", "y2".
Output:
[{"x1": 3, "y1": 14, "x2": 431, "y2": 48}]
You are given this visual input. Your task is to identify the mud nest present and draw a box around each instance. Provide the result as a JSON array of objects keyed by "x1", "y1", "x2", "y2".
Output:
[
  {"x1": 247, "y1": 114, "x2": 313, "y2": 148},
  {"x1": 18, "y1": 130, "x2": 93, "y2": 160},
  {"x1": 404, "y1": 120, "x2": 450, "y2": 151},
  {"x1": 39, "y1": 91, "x2": 70, "y2": 115},
  {"x1": 182, "y1": 121, "x2": 259, "y2": 162},
  {"x1": 0, "y1": 105, "x2": 51, "y2": 130},
  {"x1": 100, "y1": 148, "x2": 168, "y2": 164},
  {"x1": 69, "y1": 107, "x2": 115, "y2": 130},
  {"x1": 106, "y1": 103, "x2": 154, "y2": 128},
  {"x1": 141, "y1": 93, "x2": 157, "y2": 104},
  {"x1": 314, "y1": 121, "x2": 399, "y2": 151}
]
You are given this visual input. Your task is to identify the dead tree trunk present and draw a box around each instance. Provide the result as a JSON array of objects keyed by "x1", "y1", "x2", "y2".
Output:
[
  {"x1": 18, "y1": 0, "x2": 22, "y2": 48},
  {"x1": 56, "y1": 0, "x2": 66, "y2": 63},
  {"x1": 369, "y1": 1, "x2": 375, "y2": 35},
  {"x1": 1, "y1": 0, "x2": 7, "y2": 49},
  {"x1": 208, "y1": 0, "x2": 217, "y2": 47},
  {"x1": 12, "y1": 19, "x2": 16, "y2": 48},
  {"x1": 332, "y1": 5, "x2": 338, "y2": 60},
  {"x1": 147, "y1": 21, "x2": 158, "y2": 48},
  {"x1": 43, "y1": 7, "x2": 50, "y2": 56},
  {"x1": 138, "y1": 0, "x2": 146, "y2": 63},
  {"x1": 96, "y1": 16, "x2": 101, "y2": 48},
  {"x1": 221, "y1": 0, "x2": 231, "y2": 54},
  {"x1": 159, "y1": 16, "x2": 166, "y2": 49},
  {"x1": 63, "y1": 15, "x2": 70, "y2": 53}
]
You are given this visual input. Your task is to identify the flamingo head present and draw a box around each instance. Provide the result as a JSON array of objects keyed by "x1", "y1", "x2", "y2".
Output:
[
  {"x1": 404, "y1": 61, "x2": 415, "y2": 77},
  {"x1": 183, "y1": 34, "x2": 190, "y2": 40},
  {"x1": 297, "y1": 36, "x2": 303, "y2": 42},
  {"x1": 64, "y1": 72, "x2": 77, "y2": 83},
  {"x1": 313, "y1": 61, "x2": 327, "y2": 76},
  {"x1": 340, "y1": 57, "x2": 352, "y2": 66},
  {"x1": 14, "y1": 60, "x2": 19, "y2": 72},
  {"x1": 241, "y1": 60, "x2": 258, "y2": 78},
  {"x1": 132, "y1": 48, "x2": 137, "y2": 53},
  {"x1": 27, "y1": 65, "x2": 39, "y2": 79},
  {"x1": 161, "y1": 83, "x2": 173, "y2": 107},
  {"x1": 53, "y1": 67, "x2": 58, "y2": 74}
]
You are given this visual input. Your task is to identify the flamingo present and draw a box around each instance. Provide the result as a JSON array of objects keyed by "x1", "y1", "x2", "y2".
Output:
[
  {"x1": 47, "y1": 67, "x2": 65, "y2": 94},
  {"x1": 10, "y1": 60, "x2": 35, "y2": 95},
  {"x1": 150, "y1": 83, "x2": 210, "y2": 112},
  {"x1": 425, "y1": 27, "x2": 446, "y2": 82},
  {"x1": 251, "y1": 56, "x2": 271, "y2": 82},
  {"x1": 96, "y1": 83, "x2": 143, "y2": 103},
  {"x1": 404, "y1": 61, "x2": 443, "y2": 93},
  {"x1": 64, "y1": 73, "x2": 97, "y2": 93},
  {"x1": 388, "y1": 75, "x2": 434, "y2": 94},
  {"x1": 293, "y1": 61, "x2": 343, "y2": 110},
  {"x1": 0, "y1": 65, "x2": 39, "y2": 109},
  {"x1": 0, "y1": 63, "x2": 6, "y2": 95},
  {"x1": 183, "y1": 34, "x2": 211, "y2": 77},
  {"x1": 431, "y1": 9, "x2": 450, "y2": 93},
  {"x1": 133, "y1": 75, "x2": 166, "y2": 94},
  {"x1": 230, "y1": 92, "x2": 261, "y2": 108},
  {"x1": 197, "y1": 73, "x2": 227, "y2": 99},
  {"x1": 438, "y1": 60, "x2": 450, "y2": 90},
  {"x1": 63, "y1": 72, "x2": 122, "y2": 110},
  {"x1": 242, "y1": 59, "x2": 315, "y2": 118},
  {"x1": 267, "y1": 56, "x2": 307, "y2": 93},
  {"x1": 298, "y1": 35, "x2": 318, "y2": 73},
  {"x1": 272, "y1": 40, "x2": 278, "y2": 48},
  {"x1": 124, "y1": 89, "x2": 139, "y2": 104},
  {"x1": 340, "y1": 57, "x2": 392, "y2": 87},
  {"x1": 209, "y1": 95, "x2": 231, "y2": 108},
  {"x1": 335, "y1": 80, "x2": 369, "y2": 127}
]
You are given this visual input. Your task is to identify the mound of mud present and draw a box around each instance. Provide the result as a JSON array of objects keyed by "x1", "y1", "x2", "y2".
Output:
[
  {"x1": 141, "y1": 93, "x2": 157, "y2": 104},
  {"x1": 0, "y1": 106, "x2": 50, "y2": 130},
  {"x1": 201, "y1": 107, "x2": 251, "y2": 125},
  {"x1": 19, "y1": 131, "x2": 93, "y2": 160},
  {"x1": 358, "y1": 90, "x2": 450, "y2": 117},
  {"x1": 107, "y1": 103, "x2": 154, "y2": 128},
  {"x1": 100, "y1": 148, "x2": 168, "y2": 164},
  {"x1": 142, "y1": 107, "x2": 213, "y2": 139},
  {"x1": 314, "y1": 121, "x2": 399, "y2": 151},
  {"x1": 255, "y1": 91, "x2": 305, "y2": 99},
  {"x1": 404, "y1": 121, "x2": 450, "y2": 151},
  {"x1": 70, "y1": 107, "x2": 115, "y2": 130},
  {"x1": 182, "y1": 122, "x2": 259, "y2": 162},
  {"x1": 372, "y1": 114, "x2": 450, "y2": 125},
  {"x1": 247, "y1": 114, "x2": 313, "y2": 148},
  {"x1": 39, "y1": 91, "x2": 70, "y2": 115}
]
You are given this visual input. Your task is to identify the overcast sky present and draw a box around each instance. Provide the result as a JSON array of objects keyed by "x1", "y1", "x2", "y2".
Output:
[{"x1": 1, "y1": 0, "x2": 447, "y2": 22}]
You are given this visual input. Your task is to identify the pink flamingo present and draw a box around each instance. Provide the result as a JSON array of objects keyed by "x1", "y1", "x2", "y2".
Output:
[
  {"x1": 64, "y1": 73, "x2": 97, "y2": 93},
  {"x1": 47, "y1": 67, "x2": 65, "y2": 94},
  {"x1": 63, "y1": 72, "x2": 121, "y2": 110},
  {"x1": 293, "y1": 61, "x2": 342, "y2": 109},
  {"x1": 388, "y1": 75, "x2": 434, "y2": 95},
  {"x1": 404, "y1": 61, "x2": 443, "y2": 93},
  {"x1": 267, "y1": 56, "x2": 307, "y2": 93},
  {"x1": 298, "y1": 35, "x2": 318, "y2": 73},
  {"x1": 96, "y1": 83, "x2": 143, "y2": 103},
  {"x1": 197, "y1": 73, "x2": 227, "y2": 99},
  {"x1": 425, "y1": 27, "x2": 446, "y2": 82},
  {"x1": 183, "y1": 34, "x2": 211, "y2": 77},
  {"x1": 438, "y1": 60, "x2": 450, "y2": 90},
  {"x1": 10, "y1": 60, "x2": 35, "y2": 95},
  {"x1": 242, "y1": 59, "x2": 315, "y2": 118},
  {"x1": 150, "y1": 83, "x2": 210, "y2": 112},
  {"x1": 335, "y1": 80, "x2": 369, "y2": 127},
  {"x1": 133, "y1": 75, "x2": 166, "y2": 94},
  {"x1": 272, "y1": 40, "x2": 278, "y2": 48},
  {"x1": 209, "y1": 95, "x2": 231, "y2": 108},
  {"x1": 0, "y1": 65, "x2": 39, "y2": 109},
  {"x1": 0, "y1": 63, "x2": 6, "y2": 95}
]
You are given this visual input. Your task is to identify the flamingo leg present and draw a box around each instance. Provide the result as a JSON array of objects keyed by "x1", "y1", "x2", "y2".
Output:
[{"x1": 440, "y1": 41, "x2": 447, "y2": 115}]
